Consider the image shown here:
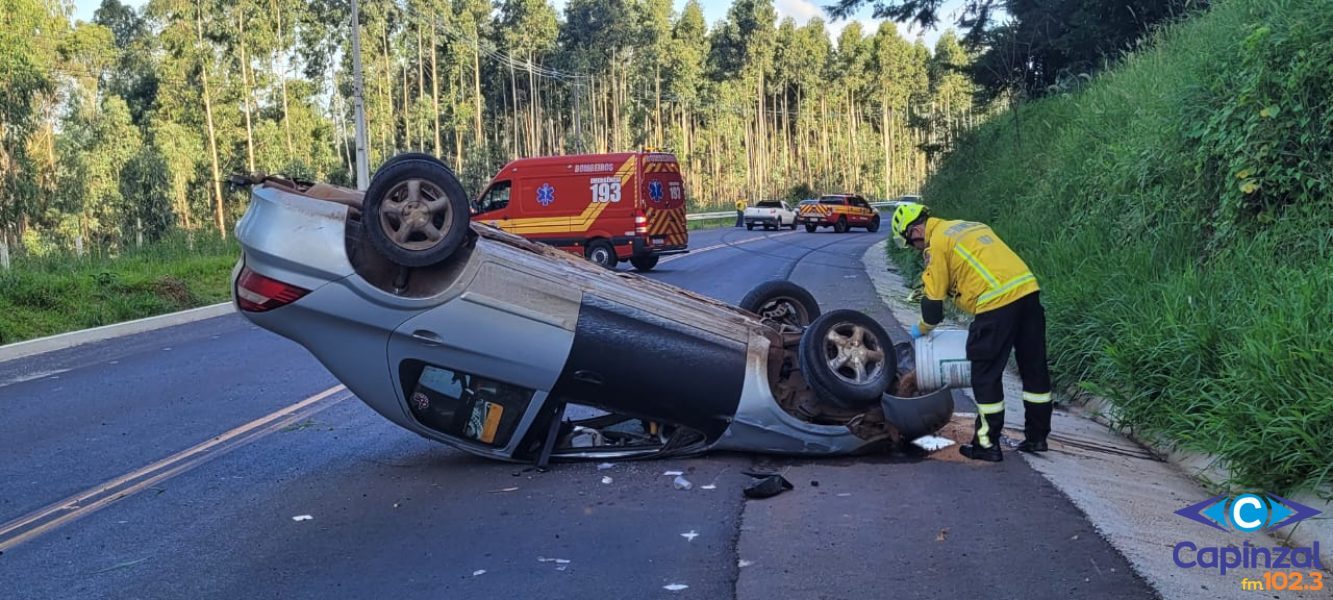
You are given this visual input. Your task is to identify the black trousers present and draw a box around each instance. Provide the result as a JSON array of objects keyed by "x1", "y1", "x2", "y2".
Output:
[{"x1": 965, "y1": 291, "x2": 1052, "y2": 448}]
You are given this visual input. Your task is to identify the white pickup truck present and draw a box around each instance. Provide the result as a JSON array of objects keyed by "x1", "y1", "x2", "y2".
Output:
[{"x1": 744, "y1": 200, "x2": 797, "y2": 230}]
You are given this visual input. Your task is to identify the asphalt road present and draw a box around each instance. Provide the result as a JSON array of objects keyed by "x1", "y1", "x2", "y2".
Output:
[{"x1": 0, "y1": 224, "x2": 1156, "y2": 599}]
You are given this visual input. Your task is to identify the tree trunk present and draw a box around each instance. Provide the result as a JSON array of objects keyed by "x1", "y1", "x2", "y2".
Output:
[
  {"x1": 382, "y1": 19, "x2": 394, "y2": 157},
  {"x1": 238, "y1": 11, "x2": 256, "y2": 172},
  {"x1": 431, "y1": 20, "x2": 442, "y2": 157},
  {"x1": 472, "y1": 42, "x2": 483, "y2": 150},
  {"x1": 509, "y1": 61, "x2": 519, "y2": 158},
  {"x1": 275, "y1": 0, "x2": 292, "y2": 156},
  {"x1": 881, "y1": 99, "x2": 890, "y2": 198},
  {"x1": 198, "y1": 8, "x2": 226, "y2": 239}
]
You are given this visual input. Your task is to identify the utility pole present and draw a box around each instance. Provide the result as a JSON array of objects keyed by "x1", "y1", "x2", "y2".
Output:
[{"x1": 350, "y1": 0, "x2": 371, "y2": 190}]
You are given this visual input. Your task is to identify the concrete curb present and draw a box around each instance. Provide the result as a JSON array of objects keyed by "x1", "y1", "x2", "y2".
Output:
[
  {"x1": 0, "y1": 302, "x2": 236, "y2": 364},
  {"x1": 861, "y1": 240, "x2": 1332, "y2": 596}
]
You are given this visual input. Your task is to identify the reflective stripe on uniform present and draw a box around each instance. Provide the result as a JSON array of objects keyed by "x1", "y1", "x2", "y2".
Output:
[
  {"x1": 974, "y1": 401, "x2": 1005, "y2": 448},
  {"x1": 1022, "y1": 392, "x2": 1052, "y2": 404},
  {"x1": 977, "y1": 272, "x2": 1037, "y2": 307},
  {"x1": 953, "y1": 245, "x2": 1000, "y2": 288}
]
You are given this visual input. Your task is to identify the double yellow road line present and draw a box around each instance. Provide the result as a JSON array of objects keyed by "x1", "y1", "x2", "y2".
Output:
[{"x1": 0, "y1": 385, "x2": 349, "y2": 552}]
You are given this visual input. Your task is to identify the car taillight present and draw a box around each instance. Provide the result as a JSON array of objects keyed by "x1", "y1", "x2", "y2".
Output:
[
  {"x1": 634, "y1": 210, "x2": 648, "y2": 236},
  {"x1": 235, "y1": 266, "x2": 309, "y2": 312}
]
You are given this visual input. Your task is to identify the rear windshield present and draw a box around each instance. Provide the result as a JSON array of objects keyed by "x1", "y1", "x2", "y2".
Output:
[{"x1": 757, "y1": 200, "x2": 782, "y2": 208}]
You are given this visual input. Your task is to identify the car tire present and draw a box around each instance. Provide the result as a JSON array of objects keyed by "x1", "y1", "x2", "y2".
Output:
[
  {"x1": 789, "y1": 220, "x2": 798, "y2": 230},
  {"x1": 804, "y1": 223, "x2": 817, "y2": 233},
  {"x1": 373, "y1": 152, "x2": 447, "y2": 175},
  {"x1": 586, "y1": 240, "x2": 617, "y2": 269},
  {"x1": 746, "y1": 223, "x2": 755, "y2": 231},
  {"x1": 740, "y1": 280, "x2": 821, "y2": 329},
  {"x1": 362, "y1": 157, "x2": 471, "y2": 268},
  {"x1": 630, "y1": 254, "x2": 659, "y2": 272},
  {"x1": 866, "y1": 215, "x2": 881, "y2": 233},
  {"x1": 799, "y1": 309, "x2": 893, "y2": 408},
  {"x1": 833, "y1": 217, "x2": 849, "y2": 234}
]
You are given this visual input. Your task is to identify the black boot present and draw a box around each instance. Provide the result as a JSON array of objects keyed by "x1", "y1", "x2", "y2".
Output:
[
  {"x1": 1017, "y1": 437, "x2": 1048, "y2": 453},
  {"x1": 959, "y1": 443, "x2": 1003, "y2": 462}
]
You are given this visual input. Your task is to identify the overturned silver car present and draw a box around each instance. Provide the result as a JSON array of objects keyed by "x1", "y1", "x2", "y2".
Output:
[{"x1": 229, "y1": 155, "x2": 952, "y2": 464}]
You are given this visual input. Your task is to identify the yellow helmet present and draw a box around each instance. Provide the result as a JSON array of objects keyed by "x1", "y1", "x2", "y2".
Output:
[{"x1": 891, "y1": 202, "x2": 929, "y2": 247}]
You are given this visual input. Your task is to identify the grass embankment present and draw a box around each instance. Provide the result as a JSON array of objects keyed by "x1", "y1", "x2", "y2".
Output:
[
  {"x1": 687, "y1": 216, "x2": 739, "y2": 231},
  {"x1": 892, "y1": 0, "x2": 1332, "y2": 494},
  {"x1": 0, "y1": 235, "x2": 238, "y2": 345}
]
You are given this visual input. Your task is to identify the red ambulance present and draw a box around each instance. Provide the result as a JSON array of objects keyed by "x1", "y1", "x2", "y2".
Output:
[{"x1": 469, "y1": 150, "x2": 689, "y2": 271}]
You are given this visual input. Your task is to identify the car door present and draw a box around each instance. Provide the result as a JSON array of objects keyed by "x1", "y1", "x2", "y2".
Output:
[
  {"x1": 472, "y1": 180, "x2": 513, "y2": 228},
  {"x1": 384, "y1": 261, "x2": 581, "y2": 460}
]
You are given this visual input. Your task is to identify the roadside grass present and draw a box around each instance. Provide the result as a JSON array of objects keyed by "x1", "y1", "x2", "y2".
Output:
[
  {"x1": 896, "y1": 0, "x2": 1333, "y2": 494},
  {"x1": 0, "y1": 234, "x2": 239, "y2": 345},
  {"x1": 687, "y1": 216, "x2": 738, "y2": 231}
]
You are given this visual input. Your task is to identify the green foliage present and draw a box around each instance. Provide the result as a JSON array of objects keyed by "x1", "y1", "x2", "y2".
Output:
[{"x1": 909, "y1": 0, "x2": 1332, "y2": 493}]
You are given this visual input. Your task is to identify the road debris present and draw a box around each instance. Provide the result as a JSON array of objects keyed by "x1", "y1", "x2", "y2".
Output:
[
  {"x1": 538, "y1": 557, "x2": 572, "y2": 564},
  {"x1": 912, "y1": 435, "x2": 956, "y2": 452},
  {"x1": 601, "y1": 476, "x2": 613, "y2": 484},
  {"x1": 472, "y1": 569, "x2": 486, "y2": 576},
  {"x1": 663, "y1": 584, "x2": 689, "y2": 591},
  {"x1": 742, "y1": 474, "x2": 793, "y2": 499},
  {"x1": 489, "y1": 486, "x2": 520, "y2": 493},
  {"x1": 836, "y1": 492, "x2": 852, "y2": 497},
  {"x1": 92, "y1": 557, "x2": 148, "y2": 575},
  {"x1": 701, "y1": 484, "x2": 717, "y2": 490},
  {"x1": 291, "y1": 515, "x2": 313, "y2": 521},
  {"x1": 663, "y1": 470, "x2": 684, "y2": 476},
  {"x1": 681, "y1": 530, "x2": 699, "y2": 541},
  {"x1": 936, "y1": 528, "x2": 949, "y2": 542},
  {"x1": 673, "y1": 475, "x2": 693, "y2": 490},
  {"x1": 738, "y1": 560, "x2": 754, "y2": 568},
  {"x1": 597, "y1": 463, "x2": 615, "y2": 470},
  {"x1": 810, "y1": 480, "x2": 819, "y2": 487}
]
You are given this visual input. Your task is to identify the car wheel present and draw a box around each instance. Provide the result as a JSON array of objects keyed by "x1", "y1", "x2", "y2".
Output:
[
  {"x1": 586, "y1": 240, "x2": 617, "y2": 269},
  {"x1": 630, "y1": 254, "x2": 659, "y2": 272},
  {"x1": 789, "y1": 220, "x2": 798, "y2": 230},
  {"x1": 373, "y1": 152, "x2": 447, "y2": 175},
  {"x1": 746, "y1": 223, "x2": 755, "y2": 231},
  {"x1": 739, "y1": 280, "x2": 821, "y2": 329},
  {"x1": 362, "y1": 157, "x2": 471, "y2": 268},
  {"x1": 798, "y1": 309, "x2": 892, "y2": 408},
  {"x1": 866, "y1": 215, "x2": 881, "y2": 233},
  {"x1": 804, "y1": 223, "x2": 817, "y2": 233},
  {"x1": 833, "y1": 217, "x2": 848, "y2": 233}
]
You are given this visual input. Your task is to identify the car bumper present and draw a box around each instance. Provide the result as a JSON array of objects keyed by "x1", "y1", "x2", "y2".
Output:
[
  {"x1": 630, "y1": 237, "x2": 688, "y2": 257},
  {"x1": 744, "y1": 216, "x2": 783, "y2": 226}
]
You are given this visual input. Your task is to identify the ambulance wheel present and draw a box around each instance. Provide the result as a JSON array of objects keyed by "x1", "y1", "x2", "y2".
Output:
[
  {"x1": 833, "y1": 217, "x2": 849, "y2": 234},
  {"x1": 630, "y1": 255, "x2": 659, "y2": 272},
  {"x1": 362, "y1": 157, "x2": 470, "y2": 268},
  {"x1": 586, "y1": 240, "x2": 617, "y2": 269},
  {"x1": 746, "y1": 223, "x2": 755, "y2": 231},
  {"x1": 740, "y1": 280, "x2": 821, "y2": 329},
  {"x1": 799, "y1": 310, "x2": 892, "y2": 408},
  {"x1": 804, "y1": 223, "x2": 817, "y2": 233},
  {"x1": 866, "y1": 215, "x2": 881, "y2": 233}
]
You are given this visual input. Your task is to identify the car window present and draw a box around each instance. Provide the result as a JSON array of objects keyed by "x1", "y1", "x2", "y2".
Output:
[
  {"x1": 819, "y1": 197, "x2": 845, "y2": 205},
  {"x1": 757, "y1": 200, "x2": 781, "y2": 208},
  {"x1": 475, "y1": 180, "x2": 511, "y2": 214},
  {"x1": 409, "y1": 364, "x2": 533, "y2": 447}
]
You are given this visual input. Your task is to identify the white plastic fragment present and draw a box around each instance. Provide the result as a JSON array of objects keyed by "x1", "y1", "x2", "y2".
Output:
[
  {"x1": 663, "y1": 470, "x2": 684, "y2": 476},
  {"x1": 738, "y1": 560, "x2": 754, "y2": 568},
  {"x1": 836, "y1": 493, "x2": 852, "y2": 497},
  {"x1": 912, "y1": 435, "x2": 956, "y2": 452},
  {"x1": 472, "y1": 570, "x2": 486, "y2": 576},
  {"x1": 538, "y1": 557, "x2": 572, "y2": 564},
  {"x1": 597, "y1": 463, "x2": 615, "y2": 470},
  {"x1": 681, "y1": 530, "x2": 699, "y2": 541},
  {"x1": 701, "y1": 484, "x2": 717, "y2": 490},
  {"x1": 663, "y1": 584, "x2": 689, "y2": 591},
  {"x1": 601, "y1": 476, "x2": 613, "y2": 484},
  {"x1": 672, "y1": 475, "x2": 692, "y2": 490},
  {"x1": 291, "y1": 515, "x2": 313, "y2": 521}
]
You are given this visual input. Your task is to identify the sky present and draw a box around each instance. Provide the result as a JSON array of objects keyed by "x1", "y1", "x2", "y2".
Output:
[{"x1": 72, "y1": 0, "x2": 964, "y2": 50}]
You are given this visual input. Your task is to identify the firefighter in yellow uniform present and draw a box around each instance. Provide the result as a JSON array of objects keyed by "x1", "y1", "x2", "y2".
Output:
[
  {"x1": 735, "y1": 199, "x2": 747, "y2": 227},
  {"x1": 891, "y1": 202, "x2": 1052, "y2": 461}
]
